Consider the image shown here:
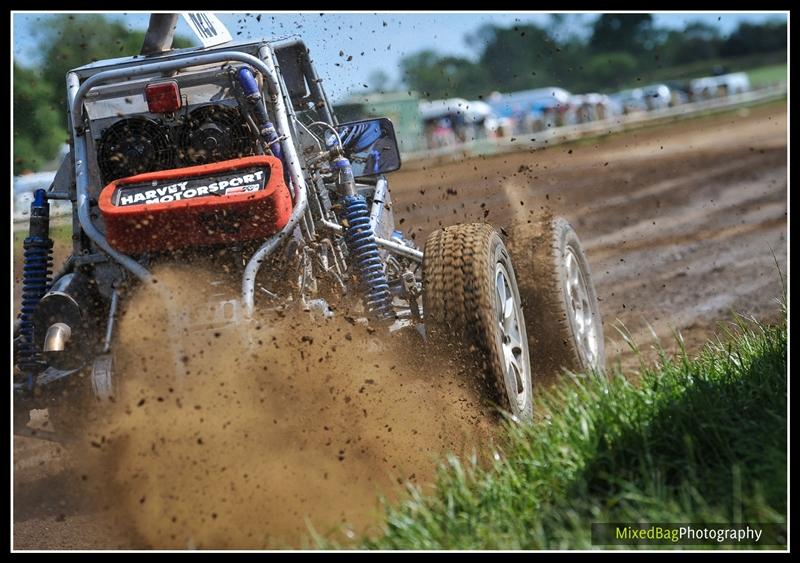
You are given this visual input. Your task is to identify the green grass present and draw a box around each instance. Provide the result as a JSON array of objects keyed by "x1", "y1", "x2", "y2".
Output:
[
  {"x1": 322, "y1": 307, "x2": 787, "y2": 549},
  {"x1": 617, "y1": 50, "x2": 787, "y2": 91},
  {"x1": 13, "y1": 220, "x2": 72, "y2": 248},
  {"x1": 558, "y1": 98, "x2": 786, "y2": 153},
  {"x1": 747, "y1": 64, "x2": 787, "y2": 88}
]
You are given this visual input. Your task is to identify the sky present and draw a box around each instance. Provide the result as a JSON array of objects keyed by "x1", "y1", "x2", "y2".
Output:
[{"x1": 11, "y1": 11, "x2": 787, "y2": 103}]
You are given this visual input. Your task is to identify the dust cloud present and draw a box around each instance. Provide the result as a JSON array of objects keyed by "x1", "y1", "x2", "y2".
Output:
[{"x1": 77, "y1": 264, "x2": 495, "y2": 549}]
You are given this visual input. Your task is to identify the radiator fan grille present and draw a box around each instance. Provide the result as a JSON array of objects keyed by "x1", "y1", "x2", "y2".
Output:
[
  {"x1": 179, "y1": 105, "x2": 254, "y2": 166},
  {"x1": 97, "y1": 117, "x2": 176, "y2": 184}
]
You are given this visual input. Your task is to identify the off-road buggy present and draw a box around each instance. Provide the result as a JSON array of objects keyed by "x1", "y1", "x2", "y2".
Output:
[{"x1": 13, "y1": 15, "x2": 605, "y2": 441}]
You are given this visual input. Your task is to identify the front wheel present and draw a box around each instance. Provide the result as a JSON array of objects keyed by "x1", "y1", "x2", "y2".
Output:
[
  {"x1": 423, "y1": 223, "x2": 533, "y2": 421},
  {"x1": 515, "y1": 214, "x2": 605, "y2": 377}
]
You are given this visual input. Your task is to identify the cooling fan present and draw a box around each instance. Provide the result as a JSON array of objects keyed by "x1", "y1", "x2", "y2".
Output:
[
  {"x1": 179, "y1": 105, "x2": 254, "y2": 166},
  {"x1": 97, "y1": 117, "x2": 176, "y2": 185}
]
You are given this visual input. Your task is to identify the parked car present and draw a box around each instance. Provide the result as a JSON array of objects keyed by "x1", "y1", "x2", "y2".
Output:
[
  {"x1": 641, "y1": 84, "x2": 672, "y2": 111},
  {"x1": 690, "y1": 72, "x2": 750, "y2": 100},
  {"x1": 609, "y1": 88, "x2": 648, "y2": 115},
  {"x1": 420, "y1": 98, "x2": 493, "y2": 144},
  {"x1": 488, "y1": 87, "x2": 572, "y2": 131},
  {"x1": 567, "y1": 93, "x2": 615, "y2": 124},
  {"x1": 664, "y1": 80, "x2": 692, "y2": 106}
]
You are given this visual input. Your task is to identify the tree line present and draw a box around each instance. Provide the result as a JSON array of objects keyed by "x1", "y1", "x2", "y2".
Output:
[
  {"x1": 13, "y1": 14, "x2": 786, "y2": 175},
  {"x1": 13, "y1": 14, "x2": 192, "y2": 175},
  {"x1": 393, "y1": 14, "x2": 787, "y2": 101}
]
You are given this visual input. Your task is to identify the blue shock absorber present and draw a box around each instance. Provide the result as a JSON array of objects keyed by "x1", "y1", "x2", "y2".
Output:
[
  {"x1": 235, "y1": 67, "x2": 285, "y2": 159},
  {"x1": 342, "y1": 193, "x2": 395, "y2": 321},
  {"x1": 235, "y1": 66, "x2": 292, "y2": 187},
  {"x1": 18, "y1": 189, "x2": 53, "y2": 383}
]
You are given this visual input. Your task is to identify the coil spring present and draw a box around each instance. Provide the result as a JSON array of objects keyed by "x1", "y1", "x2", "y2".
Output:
[
  {"x1": 17, "y1": 236, "x2": 53, "y2": 375},
  {"x1": 342, "y1": 194, "x2": 394, "y2": 321}
]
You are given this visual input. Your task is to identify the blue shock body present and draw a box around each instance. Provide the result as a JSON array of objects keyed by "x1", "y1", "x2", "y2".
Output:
[
  {"x1": 369, "y1": 148, "x2": 381, "y2": 175},
  {"x1": 235, "y1": 66, "x2": 287, "y2": 171},
  {"x1": 18, "y1": 189, "x2": 53, "y2": 386},
  {"x1": 333, "y1": 158, "x2": 394, "y2": 321}
]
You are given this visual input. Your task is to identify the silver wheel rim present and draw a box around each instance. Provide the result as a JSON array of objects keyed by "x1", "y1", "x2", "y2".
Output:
[
  {"x1": 494, "y1": 262, "x2": 529, "y2": 412},
  {"x1": 564, "y1": 247, "x2": 600, "y2": 369}
]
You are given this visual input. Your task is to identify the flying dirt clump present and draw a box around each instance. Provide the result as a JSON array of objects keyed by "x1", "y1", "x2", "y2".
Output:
[{"x1": 82, "y1": 264, "x2": 495, "y2": 549}]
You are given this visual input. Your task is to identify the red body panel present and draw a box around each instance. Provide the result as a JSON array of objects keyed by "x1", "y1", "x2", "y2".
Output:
[{"x1": 98, "y1": 156, "x2": 292, "y2": 254}]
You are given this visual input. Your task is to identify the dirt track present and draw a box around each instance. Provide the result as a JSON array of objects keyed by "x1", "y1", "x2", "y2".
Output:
[
  {"x1": 393, "y1": 101, "x2": 787, "y2": 365},
  {"x1": 13, "y1": 101, "x2": 787, "y2": 549}
]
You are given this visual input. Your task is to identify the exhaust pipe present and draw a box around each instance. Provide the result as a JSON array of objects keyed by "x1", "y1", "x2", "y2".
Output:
[
  {"x1": 140, "y1": 13, "x2": 179, "y2": 56},
  {"x1": 34, "y1": 272, "x2": 105, "y2": 370},
  {"x1": 43, "y1": 323, "x2": 71, "y2": 352}
]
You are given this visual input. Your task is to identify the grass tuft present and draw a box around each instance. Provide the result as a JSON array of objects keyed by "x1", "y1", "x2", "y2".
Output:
[{"x1": 322, "y1": 309, "x2": 787, "y2": 550}]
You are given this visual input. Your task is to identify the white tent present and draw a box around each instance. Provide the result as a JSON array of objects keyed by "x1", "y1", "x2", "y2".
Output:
[
  {"x1": 487, "y1": 87, "x2": 572, "y2": 117},
  {"x1": 462, "y1": 100, "x2": 493, "y2": 122},
  {"x1": 419, "y1": 98, "x2": 492, "y2": 122}
]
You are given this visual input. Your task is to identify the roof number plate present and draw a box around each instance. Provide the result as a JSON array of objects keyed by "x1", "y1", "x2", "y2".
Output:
[{"x1": 181, "y1": 13, "x2": 232, "y2": 48}]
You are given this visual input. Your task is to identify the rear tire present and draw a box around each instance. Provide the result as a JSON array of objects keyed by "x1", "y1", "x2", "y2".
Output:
[
  {"x1": 514, "y1": 214, "x2": 605, "y2": 377},
  {"x1": 423, "y1": 223, "x2": 533, "y2": 421}
]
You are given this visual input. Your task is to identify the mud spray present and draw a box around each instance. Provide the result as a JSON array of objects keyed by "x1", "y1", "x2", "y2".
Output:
[{"x1": 73, "y1": 264, "x2": 495, "y2": 549}]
